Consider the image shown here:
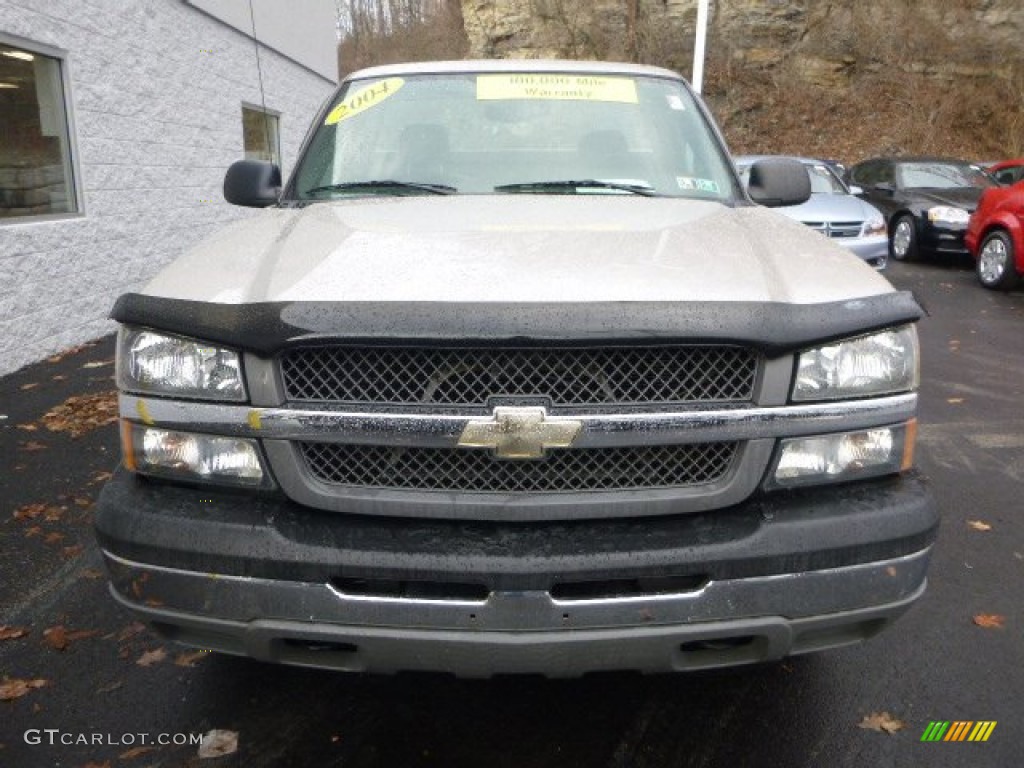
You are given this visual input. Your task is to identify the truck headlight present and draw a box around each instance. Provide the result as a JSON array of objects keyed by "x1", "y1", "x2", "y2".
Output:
[
  {"x1": 122, "y1": 422, "x2": 270, "y2": 488},
  {"x1": 926, "y1": 206, "x2": 969, "y2": 225},
  {"x1": 117, "y1": 328, "x2": 245, "y2": 401},
  {"x1": 793, "y1": 326, "x2": 919, "y2": 401},
  {"x1": 767, "y1": 421, "x2": 916, "y2": 489}
]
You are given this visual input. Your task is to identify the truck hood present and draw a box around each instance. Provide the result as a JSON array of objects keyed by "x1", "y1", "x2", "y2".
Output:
[{"x1": 142, "y1": 196, "x2": 893, "y2": 305}]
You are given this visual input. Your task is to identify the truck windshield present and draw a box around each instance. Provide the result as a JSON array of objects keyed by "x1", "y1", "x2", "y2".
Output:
[{"x1": 289, "y1": 71, "x2": 740, "y2": 201}]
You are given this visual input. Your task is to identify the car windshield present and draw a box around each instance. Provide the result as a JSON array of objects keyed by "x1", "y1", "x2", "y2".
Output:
[
  {"x1": 290, "y1": 71, "x2": 740, "y2": 201},
  {"x1": 806, "y1": 163, "x2": 847, "y2": 194},
  {"x1": 735, "y1": 160, "x2": 847, "y2": 196},
  {"x1": 897, "y1": 162, "x2": 996, "y2": 190}
]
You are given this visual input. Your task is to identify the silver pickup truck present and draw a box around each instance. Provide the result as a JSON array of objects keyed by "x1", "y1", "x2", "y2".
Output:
[{"x1": 95, "y1": 60, "x2": 936, "y2": 677}]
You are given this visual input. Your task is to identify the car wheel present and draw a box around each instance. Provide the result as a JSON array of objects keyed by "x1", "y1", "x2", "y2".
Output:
[
  {"x1": 889, "y1": 215, "x2": 918, "y2": 261},
  {"x1": 976, "y1": 230, "x2": 1020, "y2": 290}
]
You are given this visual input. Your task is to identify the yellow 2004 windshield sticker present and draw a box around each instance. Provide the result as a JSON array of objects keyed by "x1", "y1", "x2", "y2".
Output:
[
  {"x1": 325, "y1": 77, "x2": 404, "y2": 125},
  {"x1": 476, "y1": 74, "x2": 638, "y2": 104}
]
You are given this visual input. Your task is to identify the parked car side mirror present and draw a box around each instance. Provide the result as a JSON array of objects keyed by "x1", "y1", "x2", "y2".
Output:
[
  {"x1": 873, "y1": 181, "x2": 897, "y2": 195},
  {"x1": 746, "y1": 159, "x2": 811, "y2": 207},
  {"x1": 224, "y1": 160, "x2": 281, "y2": 207},
  {"x1": 847, "y1": 185, "x2": 864, "y2": 195}
]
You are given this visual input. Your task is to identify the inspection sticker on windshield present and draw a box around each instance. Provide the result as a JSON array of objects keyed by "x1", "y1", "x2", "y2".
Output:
[
  {"x1": 325, "y1": 77, "x2": 404, "y2": 125},
  {"x1": 476, "y1": 74, "x2": 638, "y2": 103},
  {"x1": 677, "y1": 177, "x2": 719, "y2": 193}
]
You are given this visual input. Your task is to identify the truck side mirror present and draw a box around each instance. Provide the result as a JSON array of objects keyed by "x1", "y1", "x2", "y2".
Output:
[
  {"x1": 224, "y1": 160, "x2": 281, "y2": 207},
  {"x1": 746, "y1": 159, "x2": 812, "y2": 207}
]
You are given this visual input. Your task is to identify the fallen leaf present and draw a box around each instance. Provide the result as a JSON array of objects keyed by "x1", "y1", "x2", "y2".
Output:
[
  {"x1": 136, "y1": 648, "x2": 167, "y2": 667},
  {"x1": 43, "y1": 532, "x2": 65, "y2": 545},
  {"x1": 17, "y1": 423, "x2": 38, "y2": 431},
  {"x1": 82, "y1": 359, "x2": 114, "y2": 369},
  {"x1": 119, "y1": 746, "x2": 156, "y2": 760},
  {"x1": 67, "y1": 629, "x2": 100, "y2": 642},
  {"x1": 61, "y1": 544, "x2": 84, "y2": 560},
  {"x1": 43, "y1": 626, "x2": 69, "y2": 651},
  {"x1": 117, "y1": 622, "x2": 146, "y2": 643},
  {"x1": 946, "y1": 398, "x2": 965, "y2": 404},
  {"x1": 44, "y1": 342, "x2": 92, "y2": 364},
  {"x1": 82, "y1": 568, "x2": 104, "y2": 580},
  {"x1": 131, "y1": 573, "x2": 150, "y2": 599},
  {"x1": 73, "y1": 496, "x2": 94, "y2": 508},
  {"x1": 41, "y1": 391, "x2": 118, "y2": 438},
  {"x1": 21, "y1": 440, "x2": 47, "y2": 452},
  {"x1": 0, "y1": 626, "x2": 29, "y2": 641},
  {"x1": 967, "y1": 520, "x2": 992, "y2": 531},
  {"x1": 80, "y1": 762, "x2": 110, "y2": 768},
  {"x1": 13, "y1": 503, "x2": 46, "y2": 521},
  {"x1": 96, "y1": 681, "x2": 122, "y2": 694},
  {"x1": 175, "y1": 650, "x2": 209, "y2": 668},
  {"x1": 89, "y1": 471, "x2": 113, "y2": 485},
  {"x1": 43, "y1": 505, "x2": 66, "y2": 522},
  {"x1": 20, "y1": 382, "x2": 39, "y2": 390},
  {"x1": 51, "y1": 374, "x2": 67, "y2": 381},
  {"x1": 198, "y1": 729, "x2": 239, "y2": 759},
  {"x1": 858, "y1": 711, "x2": 906, "y2": 734},
  {"x1": 0, "y1": 678, "x2": 49, "y2": 701},
  {"x1": 24, "y1": 526, "x2": 43, "y2": 538},
  {"x1": 973, "y1": 614, "x2": 1005, "y2": 629}
]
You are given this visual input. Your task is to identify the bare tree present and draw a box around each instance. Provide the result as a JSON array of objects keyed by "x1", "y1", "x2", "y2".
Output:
[{"x1": 337, "y1": 0, "x2": 467, "y2": 76}]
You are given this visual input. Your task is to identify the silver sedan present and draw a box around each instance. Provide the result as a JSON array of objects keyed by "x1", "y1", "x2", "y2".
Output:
[{"x1": 736, "y1": 155, "x2": 889, "y2": 269}]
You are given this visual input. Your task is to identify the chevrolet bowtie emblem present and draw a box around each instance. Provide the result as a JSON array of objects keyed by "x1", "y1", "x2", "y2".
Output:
[{"x1": 457, "y1": 407, "x2": 582, "y2": 459}]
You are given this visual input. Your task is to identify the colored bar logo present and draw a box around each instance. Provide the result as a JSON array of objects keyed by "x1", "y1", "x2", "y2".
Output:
[{"x1": 920, "y1": 721, "x2": 996, "y2": 742}]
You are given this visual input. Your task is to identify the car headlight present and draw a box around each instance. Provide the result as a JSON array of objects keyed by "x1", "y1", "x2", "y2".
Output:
[
  {"x1": 793, "y1": 325, "x2": 919, "y2": 401},
  {"x1": 117, "y1": 328, "x2": 245, "y2": 401},
  {"x1": 862, "y1": 216, "x2": 886, "y2": 237},
  {"x1": 767, "y1": 421, "x2": 916, "y2": 489},
  {"x1": 121, "y1": 422, "x2": 271, "y2": 488},
  {"x1": 926, "y1": 206, "x2": 969, "y2": 225}
]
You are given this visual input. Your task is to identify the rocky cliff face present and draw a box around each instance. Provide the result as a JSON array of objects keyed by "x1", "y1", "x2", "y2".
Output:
[{"x1": 460, "y1": 0, "x2": 1023, "y2": 89}]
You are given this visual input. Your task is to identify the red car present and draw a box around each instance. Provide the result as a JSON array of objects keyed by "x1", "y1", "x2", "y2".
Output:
[
  {"x1": 966, "y1": 180, "x2": 1024, "y2": 290},
  {"x1": 988, "y1": 158, "x2": 1024, "y2": 186}
]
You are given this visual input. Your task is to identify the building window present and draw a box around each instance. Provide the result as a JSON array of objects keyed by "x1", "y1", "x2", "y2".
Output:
[
  {"x1": 0, "y1": 40, "x2": 77, "y2": 220},
  {"x1": 242, "y1": 105, "x2": 281, "y2": 167}
]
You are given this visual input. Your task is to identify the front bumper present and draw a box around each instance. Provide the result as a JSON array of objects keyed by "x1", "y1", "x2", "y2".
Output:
[
  {"x1": 96, "y1": 469, "x2": 937, "y2": 676},
  {"x1": 840, "y1": 234, "x2": 888, "y2": 269},
  {"x1": 920, "y1": 219, "x2": 970, "y2": 256}
]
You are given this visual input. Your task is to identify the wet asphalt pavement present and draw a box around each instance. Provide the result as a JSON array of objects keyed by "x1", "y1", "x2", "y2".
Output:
[{"x1": 1, "y1": 258, "x2": 1021, "y2": 768}]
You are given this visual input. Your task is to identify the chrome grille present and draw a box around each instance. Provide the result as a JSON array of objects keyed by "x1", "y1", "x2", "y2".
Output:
[
  {"x1": 804, "y1": 221, "x2": 863, "y2": 239},
  {"x1": 300, "y1": 442, "x2": 738, "y2": 493},
  {"x1": 280, "y1": 345, "x2": 758, "y2": 406}
]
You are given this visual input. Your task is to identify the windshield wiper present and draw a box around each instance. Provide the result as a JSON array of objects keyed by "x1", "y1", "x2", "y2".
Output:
[
  {"x1": 304, "y1": 180, "x2": 457, "y2": 197},
  {"x1": 494, "y1": 180, "x2": 658, "y2": 196}
]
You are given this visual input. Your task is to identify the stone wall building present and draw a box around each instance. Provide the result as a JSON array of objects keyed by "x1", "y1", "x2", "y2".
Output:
[{"x1": 0, "y1": 0, "x2": 337, "y2": 375}]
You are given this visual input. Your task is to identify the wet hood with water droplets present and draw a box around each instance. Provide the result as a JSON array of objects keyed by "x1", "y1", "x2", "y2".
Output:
[{"x1": 141, "y1": 195, "x2": 894, "y2": 306}]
